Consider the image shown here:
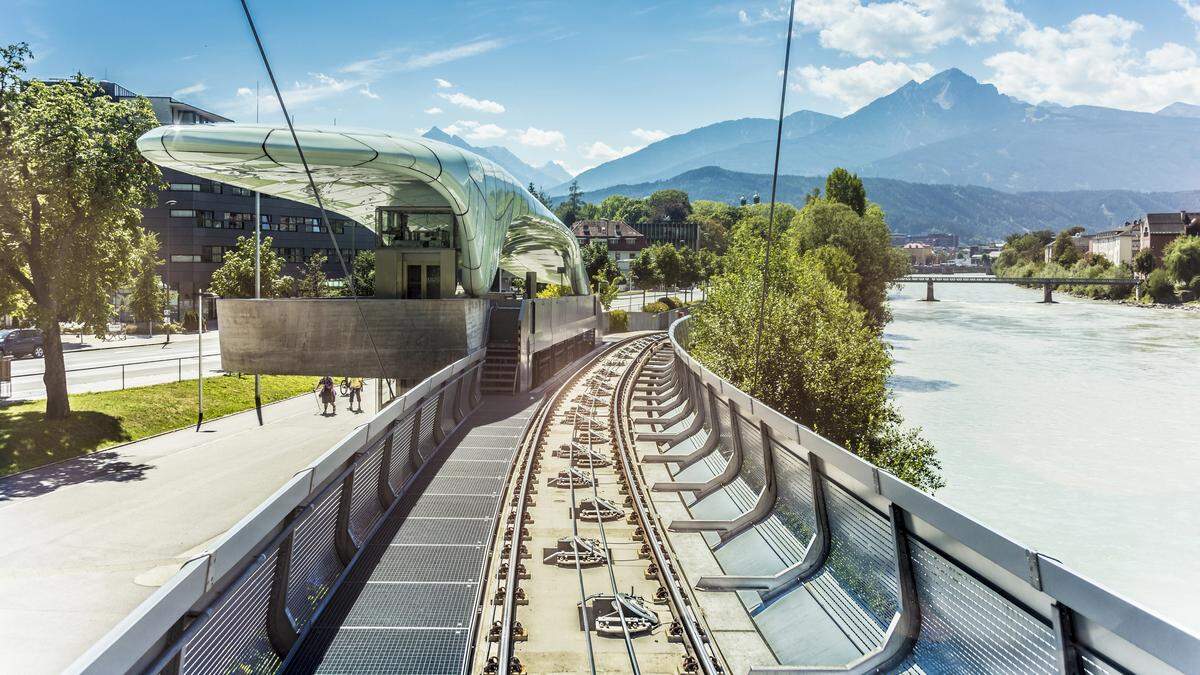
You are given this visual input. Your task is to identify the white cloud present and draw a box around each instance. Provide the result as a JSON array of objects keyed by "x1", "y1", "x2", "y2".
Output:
[
  {"x1": 435, "y1": 78, "x2": 454, "y2": 88},
  {"x1": 631, "y1": 128, "x2": 669, "y2": 143},
  {"x1": 984, "y1": 13, "x2": 1200, "y2": 112},
  {"x1": 359, "y1": 85, "x2": 379, "y2": 99},
  {"x1": 1178, "y1": 0, "x2": 1200, "y2": 37},
  {"x1": 424, "y1": 106, "x2": 444, "y2": 114},
  {"x1": 582, "y1": 141, "x2": 641, "y2": 162},
  {"x1": 236, "y1": 86, "x2": 254, "y2": 97},
  {"x1": 795, "y1": 60, "x2": 936, "y2": 112},
  {"x1": 738, "y1": 9, "x2": 751, "y2": 24},
  {"x1": 792, "y1": 0, "x2": 1026, "y2": 59},
  {"x1": 341, "y1": 39, "x2": 505, "y2": 76},
  {"x1": 173, "y1": 82, "x2": 206, "y2": 98},
  {"x1": 443, "y1": 120, "x2": 507, "y2": 143},
  {"x1": 438, "y1": 91, "x2": 505, "y2": 113},
  {"x1": 516, "y1": 127, "x2": 566, "y2": 149}
]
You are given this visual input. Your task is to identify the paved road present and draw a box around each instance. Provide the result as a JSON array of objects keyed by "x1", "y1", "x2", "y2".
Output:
[
  {"x1": 608, "y1": 287, "x2": 706, "y2": 311},
  {"x1": 7, "y1": 331, "x2": 223, "y2": 400},
  {"x1": 0, "y1": 381, "x2": 379, "y2": 673}
]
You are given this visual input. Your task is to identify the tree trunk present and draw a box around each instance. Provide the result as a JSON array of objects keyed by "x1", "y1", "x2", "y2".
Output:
[{"x1": 42, "y1": 319, "x2": 70, "y2": 419}]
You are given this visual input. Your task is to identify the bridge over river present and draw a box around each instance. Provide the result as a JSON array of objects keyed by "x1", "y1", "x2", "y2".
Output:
[{"x1": 900, "y1": 274, "x2": 1139, "y2": 302}]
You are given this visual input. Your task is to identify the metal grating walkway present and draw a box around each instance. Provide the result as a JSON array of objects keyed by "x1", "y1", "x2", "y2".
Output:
[{"x1": 287, "y1": 397, "x2": 536, "y2": 675}]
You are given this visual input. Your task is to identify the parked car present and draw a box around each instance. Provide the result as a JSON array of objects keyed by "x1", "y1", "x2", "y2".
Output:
[{"x1": 0, "y1": 328, "x2": 44, "y2": 358}]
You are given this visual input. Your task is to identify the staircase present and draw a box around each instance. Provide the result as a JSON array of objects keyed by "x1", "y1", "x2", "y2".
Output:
[{"x1": 482, "y1": 305, "x2": 521, "y2": 394}]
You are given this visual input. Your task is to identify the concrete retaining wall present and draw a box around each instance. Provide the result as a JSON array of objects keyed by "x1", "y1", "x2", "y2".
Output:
[{"x1": 217, "y1": 298, "x2": 488, "y2": 381}]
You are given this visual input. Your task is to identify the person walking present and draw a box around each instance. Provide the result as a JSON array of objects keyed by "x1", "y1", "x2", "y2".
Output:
[
  {"x1": 317, "y1": 375, "x2": 337, "y2": 416},
  {"x1": 348, "y1": 376, "x2": 364, "y2": 413}
]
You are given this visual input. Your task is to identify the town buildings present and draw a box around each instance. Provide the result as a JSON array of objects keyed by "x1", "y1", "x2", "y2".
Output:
[
  {"x1": 902, "y1": 242, "x2": 934, "y2": 265},
  {"x1": 1139, "y1": 211, "x2": 1200, "y2": 261},
  {"x1": 572, "y1": 219, "x2": 649, "y2": 274},
  {"x1": 99, "y1": 82, "x2": 377, "y2": 320},
  {"x1": 1088, "y1": 225, "x2": 1138, "y2": 266}
]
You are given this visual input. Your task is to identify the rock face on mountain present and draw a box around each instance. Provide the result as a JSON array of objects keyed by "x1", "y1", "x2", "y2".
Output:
[
  {"x1": 574, "y1": 166, "x2": 1200, "y2": 243},
  {"x1": 566, "y1": 69, "x2": 1200, "y2": 193},
  {"x1": 422, "y1": 127, "x2": 568, "y2": 189}
]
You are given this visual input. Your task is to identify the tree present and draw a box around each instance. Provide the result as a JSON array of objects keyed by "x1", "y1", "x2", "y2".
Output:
[
  {"x1": 209, "y1": 235, "x2": 288, "y2": 299},
  {"x1": 629, "y1": 248, "x2": 661, "y2": 290},
  {"x1": 825, "y1": 168, "x2": 867, "y2": 216},
  {"x1": 1050, "y1": 230, "x2": 1082, "y2": 266},
  {"x1": 697, "y1": 248, "x2": 722, "y2": 281},
  {"x1": 653, "y1": 244, "x2": 683, "y2": 288},
  {"x1": 527, "y1": 182, "x2": 553, "y2": 211},
  {"x1": 1163, "y1": 235, "x2": 1200, "y2": 285},
  {"x1": 0, "y1": 45, "x2": 162, "y2": 419},
  {"x1": 580, "y1": 240, "x2": 618, "y2": 287},
  {"x1": 690, "y1": 200, "x2": 738, "y2": 254},
  {"x1": 689, "y1": 239, "x2": 943, "y2": 492},
  {"x1": 1133, "y1": 248, "x2": 1156, "y2": 276},
  {"x1": 802, "y1": 245, "x2": 861, "y2": 300},
  {"x1": 678, "y1": 246, "x2": 701, "y2": 288},
  {"x1": 597, "y1": 195, "x2": 639, "y2": 221},
  {"x1": 594, "y1": 275, "x2": 622, "y2": 309},
  {"x1": 128, "y1": 231, "x2": 166, "y2": 327},
  {"x1": 343, "y1": 249, "x2": 375, "y2": 296},
  {"x1": 298, "y1": 251, "x2": 330, "y2": 297},
  {"x1": 1146, "y1": 268, "x2": 1175, "y2": 303},
  {"x1": 646, "y1": 189, "x2": 692, "y2": 222},
  {"x1": 790, "y1": 200, "x2": 907, "y2": 327},
  {"x1": 555, "y1": 180, "x2": 586, "y2": 227}
]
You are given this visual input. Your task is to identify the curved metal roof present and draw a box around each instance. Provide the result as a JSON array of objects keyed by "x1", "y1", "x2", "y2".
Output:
[{"x1": 137, "y1": 123, "x2": 588, "y2": 296}]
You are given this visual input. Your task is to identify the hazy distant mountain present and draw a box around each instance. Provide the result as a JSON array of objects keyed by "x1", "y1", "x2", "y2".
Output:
[
  {"x1": 559, "y1": 110, "x2": 838, "y2": 193},
  {"x1": 1156, "y1": 102, "x2": 1200, "y2": 118},
  {"x1": 564, "y1": 69, "x2": 1200, "y2": 194},
  {"x1": 421, "y1": 127, "x2": 567, "y2": 189},
  {"x1": 575, "y1": 166, "x2": 1200, "y2": 242}
]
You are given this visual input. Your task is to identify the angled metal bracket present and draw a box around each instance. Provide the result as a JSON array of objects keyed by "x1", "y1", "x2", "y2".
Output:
[
  {"x1": 748, "y1": 503, "x2": 921, "y2": 674},
  {"x1": 637, "y1": 408, "x2": 702, "y2": 442},
  {"x1": 633, "y1": 392, "x2": 693, "y2": 427},
  {"x1": 696, "y1": 452, "x2": 831, "y2": 600}
]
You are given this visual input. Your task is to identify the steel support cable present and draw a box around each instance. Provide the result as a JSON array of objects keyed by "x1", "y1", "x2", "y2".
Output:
[
  {"x1": 580, "y1": 375, "x2": 641, "y2": 675},
  {"x1": 238, "y1": 0, "x2": 393, "y2": 399},
  {"x1": 750, "y1": 0, "x2": 797, "y2": 391}
]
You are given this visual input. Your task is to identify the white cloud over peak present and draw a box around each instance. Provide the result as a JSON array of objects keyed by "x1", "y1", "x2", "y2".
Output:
[
  {"x1": 516, "y1": 127, "x2": 566, "y2": 149},
  {"x1": 438, "y1": 91, "x2": 506, "y2": 113},
  {"x1": 435, "y1": 78, "x2": 454, "y2": 88},
  {"x1": 984, "y1": 13, "x2": 1200, "y2": 112},
  {"x1": 631, "y1": 128, "x2": 669, "y2": 143},
  {"x1": 424, "y1": 106, "x2": 444, "y2": 114},
  {"x1": 792, "y1": 0, "x2": 1025, "y2": 59},
  {"x1": 582, "y1": 141, "x2": 641, "y2": 163},
  {"x1": 795, "y1": 60, "x2": 936, "y2": 112},
  {"x1": 444, "y1": 120, "x2": 507, "y2": 143}
]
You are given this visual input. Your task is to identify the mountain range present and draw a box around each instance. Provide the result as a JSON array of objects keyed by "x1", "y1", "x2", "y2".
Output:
[
  {"x1": 574, "y1": 166, "x2": 1200, "y2": 243},
  {"x1": 556, "y1": 68, "x2": 1200, "y2": 195},
  {"x1": 422, "y1": 127, "x2": 570, "y2": 188}
]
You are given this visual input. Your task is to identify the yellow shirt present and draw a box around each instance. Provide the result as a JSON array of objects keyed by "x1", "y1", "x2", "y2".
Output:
[{"x1": 349, "y1": 377, "x2": 364, "y2": 389}]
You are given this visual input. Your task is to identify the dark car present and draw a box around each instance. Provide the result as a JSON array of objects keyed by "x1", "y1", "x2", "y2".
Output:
[{"x1": 0, "y1": 328, "x2": 44, "y2": 358}]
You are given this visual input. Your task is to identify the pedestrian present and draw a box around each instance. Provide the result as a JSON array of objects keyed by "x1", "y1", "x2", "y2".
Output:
[
  {"x1": 317, "y1": 375, "x2": 337, "y2": 415},
  {"x1": 348, "y1": 376, "x2": 364, "y2": 412}
]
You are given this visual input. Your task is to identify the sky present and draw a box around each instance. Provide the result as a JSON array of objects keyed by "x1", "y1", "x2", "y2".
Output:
[{"x1": 5, "y1": 0, "x2": 1200, "y2": 176}]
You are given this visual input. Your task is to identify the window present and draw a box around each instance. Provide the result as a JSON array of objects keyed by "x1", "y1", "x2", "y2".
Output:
[
  {"x1": 330, "y1": 219, "x2": 348, "y2": 234},
  {"x1": 228, "y1": 186, "x2": 253, "y2": 197},
  {"x1": 222, "y1": 212, "x2": 254, "y2": 229},
  {"x1": 204, "y1": 246, "x2": 230, "y2": 263},
  {"x1": 281, "y1": 247, "x2": 305, "y2": 263},
  {"x1": 171, "y1": 254, "x2": 201, "y2": 263},
  {"x1": 193, "y1": 211, "x2": 223, "y2": 228},
  {"x1": 378, "y1": 210, "x2": 455, "y2": 249},
  {"x1": 170, "y1": 209, "x2": 196, "y2": 218},
  {"x1": 305, "y1": 222, "x2": 326, "y2": 234},
  {"x1": 169, "y1": 183, "x2": 201, "y2": 192},
  {"x1": 269, "y1": 216, "x2": 317, "y2": 232}
]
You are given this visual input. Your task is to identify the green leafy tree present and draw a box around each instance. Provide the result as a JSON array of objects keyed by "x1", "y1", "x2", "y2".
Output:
[
  {"x1": 554, "y1": 179, "x2": 586, "y2": 227},
  {"x1": 678, "y1": 246, "x2": 701, "y2": 288},
  {"x1": 580, "y1": 240, "x2": 618, "y2": 287},
  {"x1": 653, "y1": 244, "x2": 683, "y2": 288},
  {"x1": 209, "y1": 235, "x2": 288, "y2": 299},
  {"x1": 298, "y1": 251, "x2": 330, "y2": 297},
  {"x1": 343, "y1": 249, "x2": 375, "y2": 296},
  {"x1": 629, "y1": 248, "x2": 661, "y2": 290},
  {"x1": 995, "y1": 230, "x2": 1055, "y2": 270},
  {"x1": 689, "y1": 239, "x2": 943, "y2": 492},
  {"x1": 825, "y1": 168, "x2": 867, "y2": 216},
  {"x1": 697, "y1": 248, "x2": 722, "y2": 281},
  {"x1": 802, "y1": 245, "x2": 861, "y2": 300},
  {"x1": 646, "y1": 189, "x2": 692, "y2": 222},
  {"x1": 0, "y1": 45, "x2": 162, "y2": 419},
  {"x1": 690, "y1": 200, "x2": 738, "y2": 254},
  {"x1": 596, "y1": 195, "x2": 639, "y2": 221},
  {"x1": 790, "y1": 200, "x2": 907, "y2": 327},
  {"x1": 527, "y1": 182, "x2": 553, "y2": 210},
  {"x1": 1050, "y1": 230, "x2": 1082, "y2": 266},
  {"x1": 595, "y1": 275, "x2": 622, "y2": 309},
  {"x1": 1163, "y1": 235, "x2": 1200, "y2": 285},
  {"x1": 1146, "y1": 268, "x2": 1175, "y2": 303},
  {"x1": 1133, "y1": 248, "x2": 1156, "y2": 276},
  {"x1": 128, "y1": 231, "x2": 166, "y2": 326}
]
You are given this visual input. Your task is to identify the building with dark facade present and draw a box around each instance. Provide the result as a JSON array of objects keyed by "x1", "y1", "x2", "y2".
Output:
[
  {"x1": 572, "y1": 219, "x2": 649, "y2": 274},
  {"x1": 635, "y1": 220, "x2": 699, "y2": 250},
  {"x1": 100, "y1": 82, "x2": 378, "y2": 320}
]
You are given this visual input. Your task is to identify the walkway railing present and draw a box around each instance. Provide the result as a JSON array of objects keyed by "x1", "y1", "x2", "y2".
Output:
[
  {"x1": 66, "y1": 350, "x2": 487, "y2": 675},
  {"x1": 662, "y1": 315, "x2": 1198, "y2": 673}
]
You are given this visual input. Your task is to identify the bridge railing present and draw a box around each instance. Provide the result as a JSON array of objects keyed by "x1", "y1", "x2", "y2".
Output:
[
  {"x1": 664, "y1": 315, "x2": 1197, "y2": 673},
  {"x1": 66, "y1": 349, "x2": 487, "y2": 675}
]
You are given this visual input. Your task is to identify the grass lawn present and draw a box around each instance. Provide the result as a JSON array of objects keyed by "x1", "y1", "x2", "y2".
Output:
[{"x1": 0, "y1": 375, "x2": 315, "y2": 475}]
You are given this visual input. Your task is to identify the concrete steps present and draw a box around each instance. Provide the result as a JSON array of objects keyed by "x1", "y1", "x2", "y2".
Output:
[{"x1": 482, "y1": 344, "x2": 518, "y2": 393}]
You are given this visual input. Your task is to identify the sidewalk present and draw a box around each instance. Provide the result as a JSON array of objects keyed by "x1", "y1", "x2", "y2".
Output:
[
  {"x1": 0, "y1": 382, "x2": 376, "y2": 673},
  {"x1": 61, "y1": 329, "x2": 217, "y2": 353}
]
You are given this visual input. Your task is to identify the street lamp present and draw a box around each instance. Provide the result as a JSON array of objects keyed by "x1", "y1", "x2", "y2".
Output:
[{"x1": 196, "y1": 289, "x2": 218, "y2": 431}]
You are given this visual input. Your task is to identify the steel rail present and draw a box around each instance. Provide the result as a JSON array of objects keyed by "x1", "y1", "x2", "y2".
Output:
[
  {"x1": 496, "y1": 337, "x2": 644, "y2": 675},
  {"x1": 613, "y1": 335, "x2": 723, "y2": 675}
]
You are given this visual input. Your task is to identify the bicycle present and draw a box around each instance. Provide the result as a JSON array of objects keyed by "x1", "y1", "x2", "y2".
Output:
[{"x1": 339, "y1": 376, "x2": 351, "y2": 397}]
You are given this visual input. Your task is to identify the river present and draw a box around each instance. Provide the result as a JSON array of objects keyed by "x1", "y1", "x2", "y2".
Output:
[{"x1": 887, "y1": 278, "x2": 1200, "y2": 633}]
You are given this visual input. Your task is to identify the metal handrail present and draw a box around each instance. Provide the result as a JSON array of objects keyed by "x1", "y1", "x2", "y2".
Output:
[
  {"x1": 666, "y1": 314, "x2": 1200, "y2": 674},
  {"x1": 11, "y1": 352, "x2": 221, "y2": 379}
]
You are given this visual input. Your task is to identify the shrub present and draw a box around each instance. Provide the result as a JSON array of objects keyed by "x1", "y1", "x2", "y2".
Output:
[
  {"x1": 642, "y1": 301, "x2": 669, "y2": 313},
  {"x1": 1189, "y1": 275, "x2": 1200, "y2": 297},
  {"x1": 1146, "y1": 269, "x2": 1176, "y2": 303},
  {"x1": 660, "y1": 295, "x2": 683, "y2": 309},
  {"x1": 1163, "y1": 236, "x2": 1200, "y2": 285},
  {"x1": 1134, "y1": 248, "x2": 1156, "y2": 276},
  {"x1": 608, "y1": 309, "x2": 628, "y2": 332},
  {"x1": 183, "y1": 310, "x2": 199, "y2": 331}
]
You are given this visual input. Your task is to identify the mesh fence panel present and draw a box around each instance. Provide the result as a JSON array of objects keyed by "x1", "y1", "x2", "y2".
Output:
[
  {"x1": 897, "y1": 537, "x2": 1058, "y2": 675},
  {"x1": 712, "y1": 396, "x2": 734, "y2": 460},
  {"x1": 389, "y1": 415, "x2": 415, "y2": 494},
  {"x1": 349, "y1": 444, "x2": 385, "y2": 544},
  {"x1": 823, "y1": 479, "x2": 899, "y2": 630},
  {"x1": 737, "y1": 413, "x2": 766, "y2": 494},
  {"x1": 287, "y1": 488, "x2": 343, "y2": 630},
  {"x1": 441, "y1": 379, "x2": 460, "y2": 427},
  {"x1": 1080, "y1": 649, "x2": 1120, "y2": 675},
  {"x1": 762, "y1": 445, "x2": 815, "y2": 565},
  {"x1": 418, "y1": 395, "x2": 438, "y2": 457},
  {"x1": 180, "y1": 550, "x2": 280, "y2": 674}
]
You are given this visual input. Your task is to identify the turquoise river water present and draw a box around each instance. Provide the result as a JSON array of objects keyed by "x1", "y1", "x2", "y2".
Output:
[{"x1": 887, "y1": 279, "x2": 1200, "y2": 633}]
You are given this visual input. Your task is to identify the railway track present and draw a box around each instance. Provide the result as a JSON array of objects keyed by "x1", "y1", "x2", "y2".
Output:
[{"x1": 472, "y1": 335, "x2": 722, "y2": 674}]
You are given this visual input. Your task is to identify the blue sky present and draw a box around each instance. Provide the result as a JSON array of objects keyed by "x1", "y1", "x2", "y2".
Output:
[{"x1": 5, "y1": 0, "x2": 1200, "y2": 175}]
